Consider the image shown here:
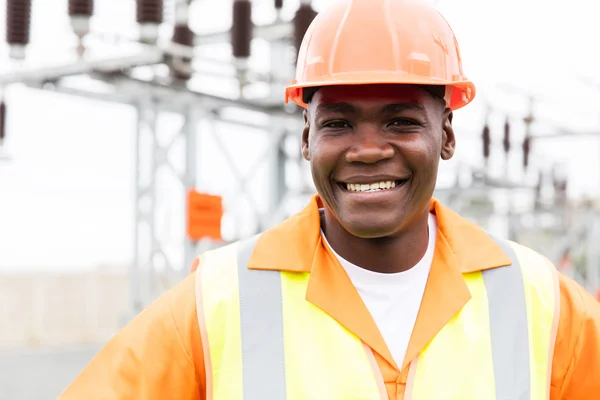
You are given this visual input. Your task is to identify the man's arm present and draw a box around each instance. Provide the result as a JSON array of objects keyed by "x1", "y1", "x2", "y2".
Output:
[
  {"x1": 58, "y1": 273, "x2": 205, "y2": 399},
  {"x1": 551, "y1": 272, "x2": 600, "y2": 399}
]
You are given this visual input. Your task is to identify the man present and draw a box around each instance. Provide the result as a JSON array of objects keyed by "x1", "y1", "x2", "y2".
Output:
[{"x1": 60, "y1": 0, "x2": 600, "y2": 398}]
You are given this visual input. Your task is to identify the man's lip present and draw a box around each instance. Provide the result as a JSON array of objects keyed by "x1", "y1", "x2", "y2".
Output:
[
  {"x1": 335, "y1": 178, "x2": 409, "y2": 193},
  {"x1": 335, "y1": 179, "x2": 410, "y2": 191},
  {"x1": 335, "y1": 175, "x2": 410, "y2": 184}
]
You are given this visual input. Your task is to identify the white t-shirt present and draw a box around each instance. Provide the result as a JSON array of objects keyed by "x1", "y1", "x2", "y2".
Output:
[{"x1": 321, "y1": 213, "x2": 437, "y2": 367}]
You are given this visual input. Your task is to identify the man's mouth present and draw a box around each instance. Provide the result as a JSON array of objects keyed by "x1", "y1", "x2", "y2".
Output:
[{"x1": 339, "y1": 180, "x2": 408, "y2": 193}]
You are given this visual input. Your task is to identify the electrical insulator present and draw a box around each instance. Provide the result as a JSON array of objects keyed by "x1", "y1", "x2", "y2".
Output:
[
  {"x1": 69, "y1": 0, "x2": 94, "y2": 16},
  {"x1": 522, "y1": 135, "x2": 531, "y2": 169},
  {"x1": 137, "y1": 0, "x2": 163, "y2": 43},
  {"x1": 293, "y1": 2, "x2": 317, "y2": 56},
  {"x1": 6, "y1": 0, "x2": 32, "y2": 59},
  {"x1": 535, "y1": 170, "x2": 543, "y2": 196},
  {"x1": 173, "y1": 24, "x2": 193, "y2": 47},
  {"x1": 274, "y1": 0, "x2": 283, "y2": 9},
  {"x1": 0, "y1": 101, "x2": 5, "y2": 146},
  {"x1": 482, "y1": 124, "x2": 491, "y2": 160},
  {"x1": 172, "y1": 0, "x2": 192, "y2": 47},
  {"x1": 231, "y1": 0, "x2": 252, "y2": 59},
  {"x1": 561, "y1": 178, "x2": 568, "y2": 194},
  {"x1": 69, "y1": 0, "x2": 94, "y2": 56},
  {"x1": 553, "y1": 174, "x2": 568, "y2": 207},
  {"x1": 171, "y1": 24, "x2": 194, "y2": 80},
  {"x1": 137, "y1": 0, "x2": 163, "y2": 24},
  {"x1": 534, "y1": 170, "x2": 543, "y2": 210},
  {"x1": 169, "y1": 0, "x2": 194, "y2": 80},
  {"x1": 553, "y1": 173, "x2": 567, "y2": 192},
  {"x1": 502, "y1": 118, "x2": 510, "y2": 154}
]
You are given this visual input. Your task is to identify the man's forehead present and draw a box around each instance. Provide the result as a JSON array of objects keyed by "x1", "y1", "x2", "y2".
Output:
[
  {"x1": 310, "y1": 85, "x2": 431, "y2": 114},
  {"x1": 314, "y1": 101, "x2": 425, "y2": 115},
  {"x1": 311, "y1": 84, "x2": 434, "y2": 106}
]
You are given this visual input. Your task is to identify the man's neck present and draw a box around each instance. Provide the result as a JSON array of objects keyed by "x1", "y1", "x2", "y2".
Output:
[{"x1": 321, "y1": 209, "x2": 430, "y2": 274}]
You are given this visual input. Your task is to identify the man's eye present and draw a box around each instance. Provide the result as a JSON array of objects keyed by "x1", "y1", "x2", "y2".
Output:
[
  {"x1": 390, "y1": 119, "x2": 418, "y2": 126},
  {"x1": 323, "y1": 121, "x2": 351, "y2": 129}
]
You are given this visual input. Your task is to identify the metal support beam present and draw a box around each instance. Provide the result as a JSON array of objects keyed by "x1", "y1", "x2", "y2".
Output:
[
  {"x1": 585, "y1": 214, "x2": 600, "y2": 293},
  {"x1": 0, "y1": 47, "x2": 164, "y2": 85},
  {"x1": 1, "y1": 15, "x2": 315, "y2": 316},
  {"x1": 110, "y1": 73, "x2": 301, "y2": 118},
  {"x1": 266, "y1": 37, "x2": 292, "y2": 225},
  {"x1": 132, "y1": 97, "x2": 159, "y2": 315},
  {"x1": 531, "y1": 129, "x2": 600, "y2": 140},
  {"x1": 183, "y1": 105, "x2": 199, "y2": 281},
  {"x1": 132, "y1": 97, "x2": 202, "y2": 313},
  {"x1": 194, "y1": 21, "x2": 293, "y2": 46},
  {"x1": 25, "y1": 77, "x2": 304, "y2": 131}
]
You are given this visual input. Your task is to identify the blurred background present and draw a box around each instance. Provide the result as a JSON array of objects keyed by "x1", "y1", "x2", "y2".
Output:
[{"x1": 0, "y1": 0, "x2": 599, "y2": 398}]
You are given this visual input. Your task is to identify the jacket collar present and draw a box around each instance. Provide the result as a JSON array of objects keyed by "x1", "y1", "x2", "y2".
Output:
[{"x1": 249, "y1": 194, "x2": 511, "y2": 273}]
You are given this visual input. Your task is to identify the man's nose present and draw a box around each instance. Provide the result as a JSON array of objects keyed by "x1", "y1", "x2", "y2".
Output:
[{"x1": 345, "y1": 128, "x2": 395, "y2": 164}]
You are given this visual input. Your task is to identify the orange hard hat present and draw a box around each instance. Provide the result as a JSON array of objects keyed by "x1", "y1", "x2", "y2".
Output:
[{"x1": 285, "y1": 0, "x2": 476, "y2": 110}]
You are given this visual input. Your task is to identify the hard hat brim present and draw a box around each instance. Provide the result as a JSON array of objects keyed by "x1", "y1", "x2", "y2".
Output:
[{"x1": 285, "y1": 72, "x2": 476, "y2": 111}]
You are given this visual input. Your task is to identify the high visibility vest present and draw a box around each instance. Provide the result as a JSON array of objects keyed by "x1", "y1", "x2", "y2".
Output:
[{"x1": 194, "y1": 234, "x2": 559, "y2": 399}]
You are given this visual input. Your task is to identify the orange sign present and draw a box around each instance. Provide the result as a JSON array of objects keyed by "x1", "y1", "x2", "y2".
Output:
[{"x1": 186, "y1": 189, "x2": 223, "y2": 241}]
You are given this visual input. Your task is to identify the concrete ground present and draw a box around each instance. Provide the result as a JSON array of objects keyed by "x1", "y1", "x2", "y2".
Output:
[{"x1": 0, "y1": 345, "x2": 102, "y2": 400}]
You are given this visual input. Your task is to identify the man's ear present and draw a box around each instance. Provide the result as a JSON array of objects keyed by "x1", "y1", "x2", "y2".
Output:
[
  {"x1": 441, "y1": 109, "x2": 455, "y2": 160},
  {"x1": 301, "y1": 109, "x2": 310, "y2": 161}
]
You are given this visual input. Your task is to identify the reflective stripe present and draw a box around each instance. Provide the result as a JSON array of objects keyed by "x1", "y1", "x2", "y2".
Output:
[
  {"x1": 361, "y1": 342, "x2": 387, "y2": 400},
  {"x1": 237, "y1": 236, "x2": 287, "y2": 400},
  {"x1": 546, "y1": 264, "x2": 560, "y2": 398},
  {"x1": 404, "y1": 357, "x2": 419, "y2": 400},
  {"x1": 235, "y1": 234, "x2": 533, "y2": 399},
  {"x1": 484, "y1": 237, "x2": 531, "y2": 399},
  {"x1": 194, "y1": 254, "x2": 214, "y2": 400}
]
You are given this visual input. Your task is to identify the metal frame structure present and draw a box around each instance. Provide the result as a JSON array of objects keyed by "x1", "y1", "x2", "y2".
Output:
[
  {"x1": 435, "y1": 86, "x2": 600, "y2": 293},
  {"x1": 1, "y1": 0, "x2": 599, "y2": 316},
  {"x1": 493, "y1": 84, "x2": 600, "y2": 292},
  {"x1": 0, "y1": 4, "x2": 314, "y2": 314}
]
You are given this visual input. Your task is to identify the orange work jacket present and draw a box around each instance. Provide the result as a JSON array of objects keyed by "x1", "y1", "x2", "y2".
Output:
[{"x1": 58, "y1": 196, "x2": 600, "y2": 399}]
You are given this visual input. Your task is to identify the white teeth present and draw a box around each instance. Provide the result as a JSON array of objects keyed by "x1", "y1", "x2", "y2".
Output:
[{"x1": 345, "y1": 180, "x2": 399, "y2": 192}]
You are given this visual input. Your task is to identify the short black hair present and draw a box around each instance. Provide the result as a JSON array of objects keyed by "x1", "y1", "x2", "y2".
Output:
[{"x1": 303, "y1": 87, "x2": 320, "y2": 104}]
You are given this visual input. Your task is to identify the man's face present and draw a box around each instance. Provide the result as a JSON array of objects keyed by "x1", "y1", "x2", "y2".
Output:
[{"x1": 302, "y1": 84, "x2": 455, "y2": 238}]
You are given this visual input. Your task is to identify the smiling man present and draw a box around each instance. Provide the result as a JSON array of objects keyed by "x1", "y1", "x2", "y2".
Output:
[
  {"x1": 305, "y1": 84, "x2": 451, "y2": 274},
  {"x1": 60, "y1": 0, "x2": 600, "y2": 399}
]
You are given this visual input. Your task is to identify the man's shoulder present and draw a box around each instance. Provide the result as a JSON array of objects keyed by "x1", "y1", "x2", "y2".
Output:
[
  {"x1": 556, "y1": 265, "x2": 600, "y2": 318},
  {"x1": 168, "y1": 271, "x2": 198, "y2": 309},
  {"x1": 507, "y1": 240, "x2": 566, "y2": 285},
  {"x1": 131, "y1": 272, "x2": 199, "y2": 331},
  {"x1": 192, "y1": 238, "x2": 257, "y2": 297},
  {"x1": 504, "y1": 239, "x2": 554, "y2": 267},
  {"x1": 190, "y1": 239, "x2": 247, "y2": 273},
  {"x1": 198, "y1": 239, "x2": 250, "y2": 270},
  {"x1": 502, "y1": 239, "x2": 599, "y2": 312}
]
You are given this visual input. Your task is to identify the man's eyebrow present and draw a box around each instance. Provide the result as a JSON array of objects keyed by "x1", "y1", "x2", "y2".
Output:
[
  {"x1": 314, "y1": 102, "x2": 426, "y2": 116},
  {"x1": 315, "y1": 102, "x2": 356, "y2": 115},
  {"x1": 380, "y1": 102, "x2": 426, "y2": 114}
]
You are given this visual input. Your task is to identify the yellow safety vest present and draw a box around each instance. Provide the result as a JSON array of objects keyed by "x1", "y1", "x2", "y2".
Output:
[{"x1": 194, "y1": 234, "x2": 559, "y2": 399}]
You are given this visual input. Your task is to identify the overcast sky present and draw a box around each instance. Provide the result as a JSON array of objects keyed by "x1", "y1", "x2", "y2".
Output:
[{"x1": 0, "y1": 0, "x2": 599, "y2": 271}]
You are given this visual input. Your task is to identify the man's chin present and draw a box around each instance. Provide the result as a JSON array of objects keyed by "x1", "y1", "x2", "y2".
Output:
[{"x1": 339, "y1": 216, "x2": 402, "y2": 239}]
